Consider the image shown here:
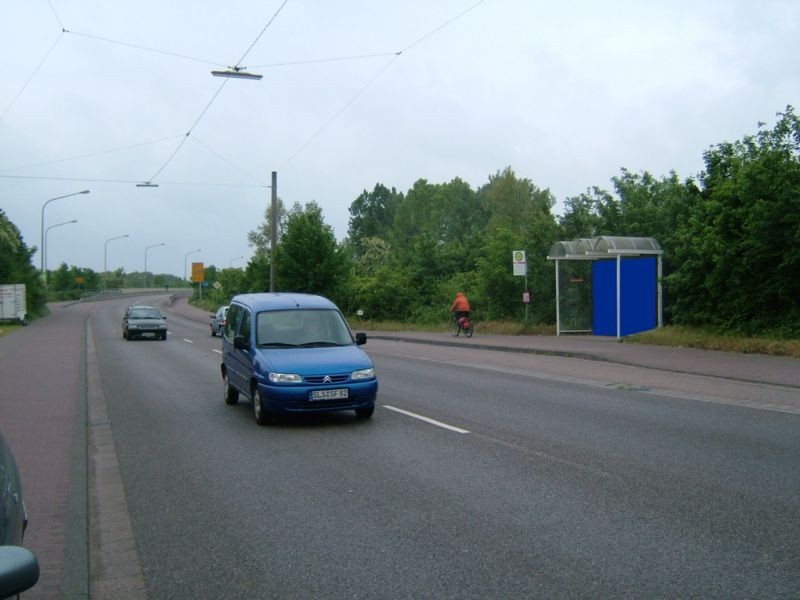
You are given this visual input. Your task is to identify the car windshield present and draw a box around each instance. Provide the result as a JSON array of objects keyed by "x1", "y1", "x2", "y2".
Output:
[
  {"x1": 129, "y1": 308, "x2": 162, "y2": 319},
  {"x1": 256, "y1": 309, "x2": 353, "y2": 348}
]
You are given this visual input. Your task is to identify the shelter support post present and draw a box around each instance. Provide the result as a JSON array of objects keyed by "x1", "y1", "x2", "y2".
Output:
[{"x1": 555, "y1": 260, "x2": 561, "y2": 336}]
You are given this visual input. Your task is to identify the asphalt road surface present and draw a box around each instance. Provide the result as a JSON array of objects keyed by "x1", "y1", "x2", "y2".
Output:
[{"x1": 82, "y1": 295, "x2": 799, "y2": 599}]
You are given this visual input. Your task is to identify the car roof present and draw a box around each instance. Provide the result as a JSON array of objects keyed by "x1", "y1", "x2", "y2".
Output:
[{"x1": 230, "y1": 293, "x2": 338, "y2": 312}]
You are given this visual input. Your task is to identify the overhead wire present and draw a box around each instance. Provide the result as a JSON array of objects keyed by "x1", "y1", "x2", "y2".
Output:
[
  {"x1": 249, "y1": 51, "x2": 400, "y2": 69},
  {"x1": 62, "y1": 30, "x2": 226, "y2": 68},
  {"x1": 190, "y1": 137, "x2": 266, "y2": 185},
  {"x1": 279, "y1": 0, "x2": 487, "y2": 170},
  {"x1": 0, "y1": 135, "x2": 185, "y2": 172},
  {"x1": 0, "y1": 31, "x2": 64, "y2": 123},
  {"x1": 143, "y1": 0, "x2": 290, "y2": 183},
  {"x1": 233, "y1": 0, "x2": 290, "y2": 68},
  {"x1": 145, "y1": 79, "x2": 229, "y2": 182},
  {"x1": 4, "y1": 0, "x2": 485, "y2": 189},
  {"x1": 0, "y1": 173, "x2": 267, "y2": 188}
]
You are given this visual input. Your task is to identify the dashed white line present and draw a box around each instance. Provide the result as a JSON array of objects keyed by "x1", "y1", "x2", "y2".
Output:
[
  {"x1": 212, "y1": 349, "x2": 222, "y2": 354},
  {"x1": 182, "y1": 338, "x2": 194, "y2": 344},
  {"x1": 383, "y1": 405, "x2": 470, "y2": 434}
]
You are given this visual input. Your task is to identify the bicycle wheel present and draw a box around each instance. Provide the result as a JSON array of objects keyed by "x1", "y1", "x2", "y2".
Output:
[
  {"x1": 464, "y1": 323, "x2": 473, "y2": 338},
  {"x1": 451, "y1": 318, "x2": 461, "y2": 336}
]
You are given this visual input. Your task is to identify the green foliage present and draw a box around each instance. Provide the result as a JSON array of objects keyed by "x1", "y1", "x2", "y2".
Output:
[
  {"x1": 0, "y1": 209, "x2": 46, "y2": 316},
  {"x1": 243, "y1": 253, "x2": 270, "y2": 293},
  {"x1": 274, "y1": 202, "x2": 351, "y2": 304},
  {"x1": 666, "y1": 106, "x2": 800, "y2": 335},
  {"x1": 348, "y1": 184, "x2": 403, "y2": 258}
]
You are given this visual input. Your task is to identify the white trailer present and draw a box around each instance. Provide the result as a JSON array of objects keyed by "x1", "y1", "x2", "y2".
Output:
[{"x1": 0, "y1": 284, "x2": 27, "y2": 325}]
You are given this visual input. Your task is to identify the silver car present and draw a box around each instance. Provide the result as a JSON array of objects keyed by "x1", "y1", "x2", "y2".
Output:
[
  {"x1": 210, "y1": 305, "x2": 229, "y2": 337},
  {"x1": 122, "y1": 305, "x2": 168, "y2": 341}
]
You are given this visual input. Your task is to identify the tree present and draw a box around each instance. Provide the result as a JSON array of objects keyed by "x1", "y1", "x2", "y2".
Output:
[
  {"x1": 347, "y1": 183, "x2": 403, "y2": 258},
  {"x1": 0, "y1": 209, "x2": 46, "y2": 316},
  {"x1": 667, "y1": 106, "x2": 800, "y2": 335},
  {"x1": 247, "y1": 196, "x2": 290, "y2": 257},
  {"x1": 274, "y1": 202, "x2": 350, "y2": 303}
]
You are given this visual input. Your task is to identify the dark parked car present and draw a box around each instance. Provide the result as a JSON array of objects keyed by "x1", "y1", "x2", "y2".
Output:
[
  {"x1": 221, "y1": 293, "x2": 377, "y2": 425},
  {"x1": 0, "y1": 432, "x2": 39, "y2": 598},
  {"x1": 122, "y1": 304, "x2": 168, "y2": 341},
  {"x1": 210, "y1": 305, "x2": 229, "y2": 337}
]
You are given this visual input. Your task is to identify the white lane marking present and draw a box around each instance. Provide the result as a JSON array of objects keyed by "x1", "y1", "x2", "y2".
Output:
[
  {"x1": 383, "y1": 405, "x2": 470, "y2": 434},
  {"x1": 182, "y1": 338, "x2": 194, "y2": 344},
  {"x1": 212, "y1": 349, "x2": 222, "y2": 354}
]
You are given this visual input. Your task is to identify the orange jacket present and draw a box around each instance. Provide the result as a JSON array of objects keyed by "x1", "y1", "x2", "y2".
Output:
[{"x1": 450, "y1": 293, "x2": 471, "y2": 312}]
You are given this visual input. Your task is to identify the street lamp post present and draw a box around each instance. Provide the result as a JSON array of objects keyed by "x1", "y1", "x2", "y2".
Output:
[
  {"x1": 228, "y1": 256, "x2": 244, "y2": 268},
  {"x1": 104, "y1": 234, "x2": 130, "y2": 288},
  {"x1": 144, "y1": 243, "x2": 166, "y2": 289},
  {"x1": 184, "y1": 249, "x2": 202, "y2": 284},
  {"x1": 44, "y1": 219, "x2": 78, "y2": 279},
  {"x1": 40, "y1": 189, "x2": 90, "y2": 278}
]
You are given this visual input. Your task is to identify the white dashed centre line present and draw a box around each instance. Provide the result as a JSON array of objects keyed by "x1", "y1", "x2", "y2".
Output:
[
  {"x1": 383, "y1": 405, "x2": 470, "y2": 434},
  {"x1": 182, "y1": 339, "x2": 194, "y2": 344},
  {"x1": 212, "y1": 349, "x2": 222, "y2": 354}
]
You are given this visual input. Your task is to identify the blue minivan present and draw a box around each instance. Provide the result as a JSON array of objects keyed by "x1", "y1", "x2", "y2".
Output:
[{"x1": 220, "y1": 293, "x2": 377, "y2": 425}]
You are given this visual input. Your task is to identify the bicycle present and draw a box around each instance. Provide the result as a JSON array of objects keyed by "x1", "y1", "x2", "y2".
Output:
[{"x1": 451, "y1": 314, "x2": 474, "y2": 337}]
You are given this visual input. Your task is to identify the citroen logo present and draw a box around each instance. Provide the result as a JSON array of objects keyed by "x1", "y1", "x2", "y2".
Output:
[{"x1": 322, "y1": 375, "x2": 333, "y2": 383}]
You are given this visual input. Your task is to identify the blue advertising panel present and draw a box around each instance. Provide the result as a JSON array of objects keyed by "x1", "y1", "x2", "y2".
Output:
[{"x1": 593, "y1": 258, "x2": 657, "y2": 336}]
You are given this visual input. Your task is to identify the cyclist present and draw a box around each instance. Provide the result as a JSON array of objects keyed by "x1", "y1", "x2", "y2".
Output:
[{"x1": 450, "y1": 291, "x2": 471, "y2": 326}]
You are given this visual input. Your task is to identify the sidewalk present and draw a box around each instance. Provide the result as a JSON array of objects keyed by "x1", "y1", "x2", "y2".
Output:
[{"x1": 168, "y1": 296, "x2": 800, "y2": 389}]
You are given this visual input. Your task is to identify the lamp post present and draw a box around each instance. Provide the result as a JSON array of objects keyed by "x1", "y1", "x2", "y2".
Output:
[
  {"x1": 228, "y1": 256, "x2": 244, "y2": 268},
  {"x1": 40, "y1": 189, "x2": 90, "y2": 276},
  {"x1": 184, "y1": 249, "x2": 202, "y2": 284},
  {"x1": 144, "y1": 243, "x2": 166, "y2": 289},
  {"x1": 44, "y1": 219, "x2": 78, "y2": 279},
  {"x1": 104, "y1": 234, "x2": 129, "y2": 288}
]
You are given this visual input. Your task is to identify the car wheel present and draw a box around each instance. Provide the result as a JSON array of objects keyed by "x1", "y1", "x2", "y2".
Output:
[
  {"x1": 355, "y1": 405, "x2": 374, "y2": 419},
  {"x1": 223, "y1": 373, "x2": 239, "y2": 405},
  {"x1": 253, "y1": 388, "x2": 270, "y2": 425},
  {"x1": 161, "y1": 331, "x2": 168, "y2": 340},
  {"x1": 125, "y1": 331, "x2": 133, "y2": 341},
  {"x1": 211, "y1": 326, "x2": 216, "y2": 337}
]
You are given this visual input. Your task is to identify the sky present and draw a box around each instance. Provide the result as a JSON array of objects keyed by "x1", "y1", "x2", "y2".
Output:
[{"x1": 1, "y1": 0, "x2": 798, "y2": 279}]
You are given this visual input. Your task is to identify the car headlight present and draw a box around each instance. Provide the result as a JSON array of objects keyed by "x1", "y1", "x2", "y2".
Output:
[
  {"x1": 268, "y1": 372, "x2": 302, "y2": 383},
  {"x1": 351, "y1": 368, "x2": 374, "y2": 380},
  {"x1": 128, "y1": 324, "x2": 139, "y2": 329}
]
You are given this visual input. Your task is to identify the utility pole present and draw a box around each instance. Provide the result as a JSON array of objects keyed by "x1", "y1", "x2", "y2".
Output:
[{"x1": 270, "y1": 171, "x2": 277, "y2": 292}]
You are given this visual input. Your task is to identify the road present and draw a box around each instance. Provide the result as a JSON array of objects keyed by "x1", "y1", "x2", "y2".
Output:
[
  {"x1": 80, "y1": 295, "x2": 800, "y2": 599},
  {"x1": 5, "y1": 294, "x2": 798, "y2": 598}
]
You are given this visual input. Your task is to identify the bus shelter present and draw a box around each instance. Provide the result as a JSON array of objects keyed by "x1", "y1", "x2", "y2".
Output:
[{"x1": 547, "y1": 236, "x2": 663, "y2": 338}]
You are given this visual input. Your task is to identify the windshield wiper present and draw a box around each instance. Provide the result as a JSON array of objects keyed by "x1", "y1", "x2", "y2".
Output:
[
  {"x1": 258, "y1": 342, "x2": 299, "y2": 348},
  {"x1": 298, "y1": 341, "x2": 341, "y2": 348}
]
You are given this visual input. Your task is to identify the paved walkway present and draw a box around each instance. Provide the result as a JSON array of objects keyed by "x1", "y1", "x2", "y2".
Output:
[{"x1": 0, "y1": 303, "x2": 89, "y2": 599}]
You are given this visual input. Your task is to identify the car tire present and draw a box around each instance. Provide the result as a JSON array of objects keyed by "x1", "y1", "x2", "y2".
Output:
[
  {"x1": 223, "y1": 373, "x2": 239, "y2": 405},
  {"x1": 211, "y1": 327, "x2": 216, "y2": 337},
  {"x1": 161, "y1": 332, "x2": 168, "y2": 340},
  {"x1": 355, "y1": 405, "x2": 374, "y2": 419},
  {"x1": 253, "y1": 388, "x2": 270, "y2": 425},
  {"x1": 126, "y1": 332, "x2": 133, "y2": 341}
]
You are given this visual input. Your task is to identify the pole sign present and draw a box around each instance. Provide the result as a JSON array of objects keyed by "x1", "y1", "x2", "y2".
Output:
[
  {"x1": 512, "y1": 250, "x2": 527, "y2": 276},
  {"x1": 191, "y1": 262, "x2": 205, "y2": 283}
]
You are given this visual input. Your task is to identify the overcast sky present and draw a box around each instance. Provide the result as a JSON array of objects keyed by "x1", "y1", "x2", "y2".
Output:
[{"x1": 2, "y1": 0, "x2": 798, "y2": 278}]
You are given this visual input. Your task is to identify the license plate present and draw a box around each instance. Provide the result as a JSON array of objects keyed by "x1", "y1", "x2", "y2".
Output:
[{"x1": 310, "y1": 388, "x2": 349, "y2": 401}]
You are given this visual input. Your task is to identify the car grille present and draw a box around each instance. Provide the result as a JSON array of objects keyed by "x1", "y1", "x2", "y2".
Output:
[{"x1": 304, "y1": 374, "x2": 349, "y2": 384}]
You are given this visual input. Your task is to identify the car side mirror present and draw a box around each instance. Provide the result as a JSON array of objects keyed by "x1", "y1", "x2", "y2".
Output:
[
  {"x1": 0, "y1": 546, "x2": 40, "y2": 598},
  {"x1": 355, "y1": 332, "x2": 367, "y2": 346},
  {"x1": 234, "y1": 335, "x2": 248, "y2": 350}
]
